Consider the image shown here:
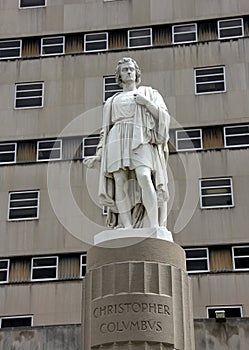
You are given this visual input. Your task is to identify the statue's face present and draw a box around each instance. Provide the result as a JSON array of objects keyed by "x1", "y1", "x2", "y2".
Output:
[{"x1": 119, "y1": 61, "x2": 136, "y2": 84}]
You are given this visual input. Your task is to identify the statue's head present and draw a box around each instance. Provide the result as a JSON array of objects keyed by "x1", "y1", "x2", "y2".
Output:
[{"x1": 115, "y1": 57, "x2": 141, "y2": 87}]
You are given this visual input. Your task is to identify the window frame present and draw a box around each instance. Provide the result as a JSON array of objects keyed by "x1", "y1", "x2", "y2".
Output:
[
  {"x1": 206, "y1": 305, "x2": 243, "y2": 318},
  {"x1": 36, "y1": 139, "x2": 62, "y2": 162},
  {"x1": 80, "y1": 254, "x2": 87, "y2": 279},
  {"x1": 84, "y1": 32, "x2": 108, "y2": 53},
  {"x1": 185, "y1": 248, "x2": 210, "y2": 274},
  {"x1": 14, "y1": 82, "x2": 44, "y2": 109},
  {"x1": 82, "y1": 136, "x2": 100, "y2": 159},
  {"x1": 0, "y1": 143, "x2": 17, "y2": 165},
  {"x1": 128, "y1": 28, "x2": 152, "y2": 49},
  {"x1": 31, "y1": 256, "x2": 58, "y2": 282},
  {"x1": 176, "y1": 128, "x2": 203, "y2": 151},
  {"x1": 232, "y1": 246, "x2": 249, "y2": 271},
  {"x1": 224, "y1": 125, "x2": 249, "y2": 148},
  {"x1": 194, "y1": 66, "x2": 226, "y2": 95},
  {"x1": 0, "y1": 315, "x2": 33, "y2": 328},
  {"x1": 8, "y1": 190, "x2": 40, "y2": 221},
  {"x1": 199, "y1": 177, "x2": 234, "y2": 209},
  {"x1": 218, "y1": 18, "x2": 244, "y2": 40},
  {"x1": 41, "y1": 36, "x2": 65, "y2": 56},
  {"x1": 172, "y1": 23, "x2": 197, "y2": 45},
  {"x1": 0, "y1": 39, "x2": 22, "y2": 60},
  {"x1": 19, "y1": 0, "x2": 47, "y2": 9},
  {"x1": 103, "y1": 75, "x2": 122, "y2": 102},
  {"x1": 0, "y1": 259, "x2": 10, "y2": 284}
]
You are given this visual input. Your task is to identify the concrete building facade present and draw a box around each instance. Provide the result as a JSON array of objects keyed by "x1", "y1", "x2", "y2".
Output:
[{"x1": 0, "y1": 0, "x2": 249, "y2": 348}]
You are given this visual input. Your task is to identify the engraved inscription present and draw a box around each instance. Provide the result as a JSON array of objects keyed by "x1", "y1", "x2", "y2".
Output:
[{"x1": 91, "y1": 294, "x2": 174, "y2": 345}]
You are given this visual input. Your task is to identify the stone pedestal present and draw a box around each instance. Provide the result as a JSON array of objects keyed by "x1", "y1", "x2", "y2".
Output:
[{"x1": 82, "y1": 230, "x2": 195, "y2": 350}]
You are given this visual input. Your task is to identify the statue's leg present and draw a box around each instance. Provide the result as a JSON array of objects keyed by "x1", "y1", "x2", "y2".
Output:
[
  {"x1": 135, "y1": 166, "x2": 159, "y2": 228},
  {"x1": 159, "y1": 201, "x2": 167, "y2": 227},
  {"x1": 113, "y1": 170, "x2": 133, "y2": 229}
]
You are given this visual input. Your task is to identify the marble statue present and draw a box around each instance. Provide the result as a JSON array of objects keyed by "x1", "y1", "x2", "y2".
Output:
[{"x1": 84, "y1": 57, "x2": 170, "y2": 230}]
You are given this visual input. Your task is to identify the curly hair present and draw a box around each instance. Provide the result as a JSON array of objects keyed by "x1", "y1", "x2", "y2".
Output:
[{"x1": 115, "y1": 57, "x2": 141, "y2": 87}]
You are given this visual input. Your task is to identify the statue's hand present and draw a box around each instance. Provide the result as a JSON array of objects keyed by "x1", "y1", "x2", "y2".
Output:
[
  {"x1": 133, "y1": 93, "x2": 150, "y2": 106},
  {"x1": 83, "y1": 156, "x2": 101, "y2": 169}
]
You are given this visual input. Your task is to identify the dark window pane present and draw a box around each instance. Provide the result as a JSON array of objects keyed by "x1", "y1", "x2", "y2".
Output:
[
  {"x1": 178, "y1": 139, "x2": 201, "y2": 150},
  {"x1": 15, "y1": 97, "x2": 42, "y2": 108},
  {"x1": 129, "y1": 29, "x2": 151, "y2": 38},
  {"x1": 201, "y1": 179, "x2": 231, "y2": 187},
  {"x1": 85, "y1": 42, "x2": 107, "y2": 51},
  {"x1": 233, "y1": 247, "x2": 249, "y2": 256},
  {"x1": 219, "y1": 19, "x2": 242, "y2": 29},
  {"x1": 10, "y1": 199, "x2": 38, "y2": 208},
  {"x1": 202, "y1": 195, "x2": 232, "y2": 207},
  {"x1": 225, "y1": 126, "x2": 249, "y2": 135},
  {"x1": 81, "y1": 266, "x2": 86, "y2": 277},
  {"x1": 10, "y1": 192, "x2": 38, "y2": 200},
  {"x1": 187, "y1": 260, "x2": 208, "y2": 271},
  {"x1": 220, "y1": 28, "x2": 243, "y2": 38},
  {"x1": 174, "y1": 25, "x2": 196, "y2": 33},
  {"x1": 196, "y1": 74, "x2": 224, "y2": 83},
  {"x1": 174, "y1": 33, "x2": 196, "y2": 43},
  {"x1": 0, "y1": 153, "x2": 15, "y2": 163},
  {"x1": 33, "y1": 258, "x2": 57, "y2": 267},
  {"x1": 85, "y1": 33, "x2": 107, "y2": 41},
  {"x1": 9, "y1": 208, "x2": 38, "y2": 219},
  {"x1": 43, "y1": 37, "x2": 63, "y2": 45},
  {"x1": 0, "y1": 261, "x2": 8, "y2": 269},
  {"x1": 234, "y1": 257, "x2": 249, "y2": 269},
  {"x1": 129, "y1": 37, "x2": 151, "y2": 47},
  {"x1": 0, "y1": 49, "x2": 20, "y2": 58},
  {"x1": 43, "y1": 46, "x2": 64, "y2": 55},
  {"x1": 20, "y1": 0, "x2": 46, "y2": 7},
  {"x1": 0, "y1": 144, "x2": 15, "y2": 152},
  {"x1": 186, "y1": 250, "x2": 207, "y2": 259},
  {"x1": 32, "y1": 268, "x2": 57, "y2": 280},
  {"x1": 16, "y1": 83, "x2": 42, "y2": 91},
  {"x1": 84, "y1": 138, "x2": 99, "y2": 146},
  {"x1": 1, "y1": 317, "x2": 32, "y2": 328},
  {"x1": 0, "y1": 271, "x2": 8, "y2": 281},
  {"x1": 104, "y1": 77, "x2": 116, "y2": 84},
  {"x1": 226, "y1": 135, "x2": 249, "y2": 146},
  {"x1": 196, "y1": 82, "x2": 225, "y2": 93},
  {"x1": 196, "y1": 68, "x2": 224, "y2": 76}
]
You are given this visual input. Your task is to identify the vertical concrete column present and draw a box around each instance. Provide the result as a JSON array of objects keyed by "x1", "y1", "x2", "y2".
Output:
[{"x1": 83, "y1": 237, "x2": 195, "y2": 350}]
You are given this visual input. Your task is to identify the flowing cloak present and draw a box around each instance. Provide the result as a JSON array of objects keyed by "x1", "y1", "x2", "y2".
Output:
[{"x1": 97, "y1": 86, "x2": 170, "y2": 228}]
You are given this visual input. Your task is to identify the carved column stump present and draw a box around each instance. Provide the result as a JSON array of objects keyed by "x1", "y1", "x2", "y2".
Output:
[{"x1": 82, "y1": 234, "x2": 195, "y2": 350}]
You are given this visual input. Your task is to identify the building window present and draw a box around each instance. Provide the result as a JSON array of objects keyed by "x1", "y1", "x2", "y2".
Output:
[
  {"x1": 0, "y1": 316, "x2": 33, "y2": 328},
  {"x1": 224, "y1": 125, "x2": 249, "y2": 148},
  {"x1": 82, "y1": 136, "x2": 99, "y2": 158},
  {"x1": 0, "y1": 260, "x2": 9, "y2": 284},
  {"x1": 103, "y1": 76, "x2": 122, "y2": 102},
  {"x1": 218, "y1": 18, "x2": 244, "y2": 40},
  {"x1": 176, "y1": 129, "x2": 202, "y2": 151},
  {"x1": 185, "y1": 248, "x2": 209, "y2": 273},
  {"x1": 19, "y1": 0, "x2": 46, "y2": 8},
  {"x1": 0, "y1": 40, "x2": 22, "y2": 60},
  {"x1": 80, "y1": 254, "x2": 87, "y2": 278},
  {"x1": 207, "y1": 306, "x2": 242, "y2": 318},
  {"x1": 15, "y1": 82, "x2": 44, "y2": 109},
  {"x1": 84, "y1": 32, "x2": 108, "y2": 52},
  {"x1": 41, "y1": 36, "x2": 65, "y2": 56},
  {"x1": 172, "y1": 23, "x2": 197, "y2": 44},
  {"x1": 31, "y1": 256, "x2": 58, "y2": 281},
  {"x1": 232, "y1": 246, "x2": 249, "y2": 271},
  {"x1": 0, "y1": 143, "x2": 17, "y2": 164},
  {"x1": 128, "y1": 28, "x2": 152, "y2": 48},
  {"x1": 37, "y1": 139, "x2": 62, "y2": 161},
  {"x1": 194, "y1": 66, "x2": 226, "y2": 95},
  {"x1": 199, "y1": 178, "x2": 234, "y2": 209},
  {"x1": 8, "y1": 190, "x2": 40, "y2": 221}
]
